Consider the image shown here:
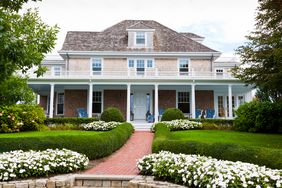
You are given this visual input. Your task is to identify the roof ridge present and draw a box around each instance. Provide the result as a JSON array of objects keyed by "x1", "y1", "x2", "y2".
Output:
[{"x1": 127, "y1": 21, "x2": 153, "y2": 29}]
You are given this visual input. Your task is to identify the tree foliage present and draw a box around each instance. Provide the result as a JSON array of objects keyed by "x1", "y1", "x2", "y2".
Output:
[
  {"x1": 0, "y1": 0, "x2": 59, "y2": 82},
  {"x1": 233, "y1": 0, "x2": 282, "y2": 101},
  {"x1": 0, "y1": 76, "x2": 35, "y2": 105}
]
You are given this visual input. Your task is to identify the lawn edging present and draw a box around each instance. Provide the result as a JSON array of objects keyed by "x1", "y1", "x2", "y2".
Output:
[
  {"x1": 0, "y1": 123, "x2": 134, "y2": 160},
  {"x1": 152, "y1": 123, "x2": 282, "y2": 169}
]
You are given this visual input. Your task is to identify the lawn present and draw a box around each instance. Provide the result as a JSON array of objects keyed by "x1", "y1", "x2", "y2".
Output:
[
  {"x1": 0, "y1": 123, "x2": 134, "y2": 159},
  {"x1": 169, "y1": 130, "x2": 282, "y2": 149},
  {"x1": 152, "y1": 123, "x2": 282, "y2": 169}
]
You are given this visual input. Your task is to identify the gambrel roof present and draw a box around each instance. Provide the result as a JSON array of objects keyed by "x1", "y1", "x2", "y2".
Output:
[{"x1": 61, "y1": 20, "x2": 218, "y2": 53}]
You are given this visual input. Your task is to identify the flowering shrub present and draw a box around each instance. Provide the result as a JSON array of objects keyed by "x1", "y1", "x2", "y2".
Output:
[
  {"x1": 81, "y1": 121, "x2": 120, "y2": 131},
  {"x1": 0, "y1": 104, "x2": 46, "y2": 133},
  {"x1": 138, "y1": 151, "x2": 282, "y2": 188},
  {"x1": 0, "y1": 148, "x2": 89, "y2": 181},
  {"x1": 151, "y1": 119, "x2": 202, "y2": 131}
]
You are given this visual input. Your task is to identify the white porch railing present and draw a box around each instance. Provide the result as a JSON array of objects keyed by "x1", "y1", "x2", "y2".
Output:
[{"x1": 27, "y1": 69, "x2": 235, "y2": 80}]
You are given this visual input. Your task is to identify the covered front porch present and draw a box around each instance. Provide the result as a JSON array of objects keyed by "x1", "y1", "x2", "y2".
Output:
[{"x1": 30, "y1": 82, "x2": 252, "y2": 122}]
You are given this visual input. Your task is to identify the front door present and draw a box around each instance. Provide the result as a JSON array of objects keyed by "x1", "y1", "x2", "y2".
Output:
[{"x1": 134, "y1": 92, "x2": 147, "y2": 120}]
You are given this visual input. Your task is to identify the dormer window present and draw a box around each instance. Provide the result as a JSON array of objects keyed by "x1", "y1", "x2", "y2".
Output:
[{"x1": 136, "y1": 32, "x2": 145, "y2": 45}]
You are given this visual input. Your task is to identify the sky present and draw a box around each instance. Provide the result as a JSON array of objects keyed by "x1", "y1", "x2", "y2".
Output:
[{"x1": 23, "y1": 0, "x2": 258, "y2": 56}]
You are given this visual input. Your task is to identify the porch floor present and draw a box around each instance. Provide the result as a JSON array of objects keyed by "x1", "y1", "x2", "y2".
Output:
[{"x1": 130, "y1": 120, "x2": 153, "y2": 131}]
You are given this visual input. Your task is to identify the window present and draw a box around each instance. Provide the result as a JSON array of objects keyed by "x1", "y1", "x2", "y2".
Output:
[
  {"x1": 136, "y1": 32, "x2": 145, "y2": 44},
  {"x1": 216, "y1": 69, "x2": 224, "y2": 76},
  {"x1": 147, "y1": 60, "x2": 153, "y2": 68},
  {"x1": 136, "y1": 59, "x2": 145, "y2": 75},
  {"x1": 217, "y1": 96, "x2": 224, "y2": 117},
  {"x1": 179, "y1": 59, "x2": 189, "y2": 75},
  {"x1": 53, "y1": 66, "x2": 61, "y2": 76},
  {"x1": 128, "y1": 60, "x2": 134, "y2": 68},
  {"x1": 238, "y1": 96, "x2": 245, "y2": 106},
  {"x1": 92, "y1": 91, "x2": 102, "y2": 113},
  {"x1": 91, "y1": 58, "x2": 102, "y2": 75},
  {"x1": 178, "y1": 92, "x2": 190, "y2": 113},
  {"x1": 57, "y1": 93, "x2": 64, "y2": 115}
]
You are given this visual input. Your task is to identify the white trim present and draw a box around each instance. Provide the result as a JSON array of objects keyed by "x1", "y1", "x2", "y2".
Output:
[
  {"x1": 127, "y1": 58, "x2": 155, "y2": 68},
  {"x1": 49, "y1": 84, "x2": 54, "y2": 118},
  {"x1": 59, "y1": 51, "x2": 221, "y2": 59},
  {"x1": 126, "y1": 28, "x2": 155, "y2": 32},
  {"x1": 178, "y1": 58, "x2": 190, "y2": 75},
  {"x1": 52, "y1": 66, "x2": 62, "y2": 76}
]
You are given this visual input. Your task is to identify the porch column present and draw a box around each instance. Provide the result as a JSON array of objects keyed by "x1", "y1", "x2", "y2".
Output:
[
  {"x1": 88, "y1": 84, "x2": 93, "y2": 118},
  {"x1": 49, "y1": 84, "x2": 54, "y2": 118},
  {"x1": 126, "y1": 84, "x2": 131, "y2": 122},
  {"x1": 154, "y1": 84, "x2": 159, "y2": 122},
  {"x1": 191, "y1": 84, "x2": 196, "y2": 118},
  {"x1": 36, "y1": 94, "x2": 40, "y2": 105},
  {"x1": 228, "y1": 84, "x2": 233, "y2": 118}
]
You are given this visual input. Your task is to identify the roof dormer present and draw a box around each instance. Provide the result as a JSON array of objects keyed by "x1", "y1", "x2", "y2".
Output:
[{"x1": 126, "y1": 21, "x2": 155, "y2": 49}]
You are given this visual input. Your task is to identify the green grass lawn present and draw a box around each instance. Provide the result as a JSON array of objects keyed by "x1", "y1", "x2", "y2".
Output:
[
  {"x1": 169, "y1": 130, "x2": 282, "y2": 149},
  {"x1": 0, "y1": 130, "x2": 103, "y2": 138}
]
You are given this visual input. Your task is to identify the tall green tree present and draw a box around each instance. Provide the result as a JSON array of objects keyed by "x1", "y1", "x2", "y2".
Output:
[
  {"x1": 0, "y1": 0, "x2": 59, "y2": 82},
  {"x1": 0, "y1": 76, "x2": 35, "y2": 105},
  {"x1": 233, "y1": 0, "x2": 282, "y2": 102}
]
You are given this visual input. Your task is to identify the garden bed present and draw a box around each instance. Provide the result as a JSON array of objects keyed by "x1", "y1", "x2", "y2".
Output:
[
  {"x1": 0, "y1": 123, "x2": 134, "y2": 160},
  {"x1": 152, "y1": 123, "x2": 282, "y2": 169}
]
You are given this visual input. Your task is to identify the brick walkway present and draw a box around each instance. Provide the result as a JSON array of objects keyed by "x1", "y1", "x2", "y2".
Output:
[{"x1": 85, "y1": 131, "x2": 154, "y2": 175}]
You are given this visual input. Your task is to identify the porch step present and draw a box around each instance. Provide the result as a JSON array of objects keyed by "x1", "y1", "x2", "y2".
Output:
[
  {"x1": 74, "y1": 174, "x2": 135, "y2": 188},
  {"x1": 133, "y1": 124, "x2": 152, "y2": 131}
]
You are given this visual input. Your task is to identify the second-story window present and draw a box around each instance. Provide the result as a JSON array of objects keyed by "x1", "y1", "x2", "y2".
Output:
[
  {"x1": 136, "y1": 60, "x2": 145, "y2": 75},
  {"x1": 147, "y1": 60, "x2": 153, "y2": 68},
  {"x1": 128, "y1": 60, "x2": 134, "y2": 68},
  {"x1": 179, "y1": 59, "x2": 189, "y2": 75},
  {"x1": 91, "y1": 58, "x2": 102, "y2": 75},
  {"x1": 52, "y1": 66, "x2": 61, "y2": 76},
  {"x1": 136, "y1": 32, "x2": 145, "y2": 45},
  {"x1": 215, "y1": 69, "x2": 224, "y2": 76}
]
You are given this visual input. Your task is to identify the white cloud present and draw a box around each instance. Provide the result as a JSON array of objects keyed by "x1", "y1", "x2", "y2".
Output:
[{"x1": 23, "y1": 0, "x2": 258, "y2": 55}]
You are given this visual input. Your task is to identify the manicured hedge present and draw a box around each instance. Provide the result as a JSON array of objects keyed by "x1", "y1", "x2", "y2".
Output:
[
  {"x1": 188, "y1": 118, "x2": 234, "y2": 127},
  {"x1": 152, "y1": 123, "x2": 282, "y2": 169},
  {"x1": 0, "y1": 123, "x2": 134, "y2": 160},
  {"x1": 44, "y1": 117, "x2": 98, "y2": 125}
]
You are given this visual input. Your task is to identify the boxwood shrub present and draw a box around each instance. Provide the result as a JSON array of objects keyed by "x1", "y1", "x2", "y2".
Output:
[
  {"x1": 45, "y1": 117, "x2": 98, "y2": 126},
  {"x1": 161, "y1": 108, "x2": 185, "y2": 121},
  {"x1": 152, "y1": 123, "x2": 282, "y2": 169},
  {"x1": 100, "y1": 107, "x2": 125, "y2": 122},
  {"x1": 0, "y1": 123, "x2": 134, "y2": 160}
]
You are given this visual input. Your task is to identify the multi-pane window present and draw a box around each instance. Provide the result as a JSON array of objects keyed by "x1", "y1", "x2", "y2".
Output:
[
  {"x1": 57, "y1": 93, "x2": 64, "y2": 115},
  {"x1": 179, "y1": 59, "x2": 189, "y2": 75},
  {"x1": 147, "y1": 60, "x2": 153, "y2": 68},
  {"x1": 136, "y1": 59, "x2": 145, "y2": 75},
  {"x1": 136, "y1": 32, "x2": 145, "y2": 44},
  {"x1": 53, "y1": 66, "x2": 61, "y2": 76},
  {"x1": 92, "y1": 59, "x2": 102, "y2": 75},
  {"x1": 217, "y1": 96, "x2": 224, "y2": 117},
  {"x1": 128, "y1": 60, "x2": 134, "y2": 68},
  {"x1": 178, "y1": 92, "x2": 190, "y2": 113},
  {"x1": 92, "y1": 91, "x2": 102, "y2": 113}
]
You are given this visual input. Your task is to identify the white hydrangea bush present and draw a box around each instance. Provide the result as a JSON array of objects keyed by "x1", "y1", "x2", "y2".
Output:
[
  {"x1": 151, "y1": 119, "x2": 202, "y2": 131},
  {"x1": 81, "y1": 121, "x2": 120, "y2": 131},
  {"x1": 137, "y1": 151, "x2": 282, "y2": 188},
  {"x1": 0, "y1": 148, "x2": 89, "y2": 181}
]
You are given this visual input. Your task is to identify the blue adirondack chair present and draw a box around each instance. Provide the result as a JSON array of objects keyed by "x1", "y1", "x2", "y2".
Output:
[
  {"x1": 77, "y1": 108, "x2": 88, "y2": 118},
  {"x1": 195, "y1": 109, "x2": 201, "y2": 118},
  {"x1": 206, "y1": 108, "x2": 215, "y2": 118}
]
